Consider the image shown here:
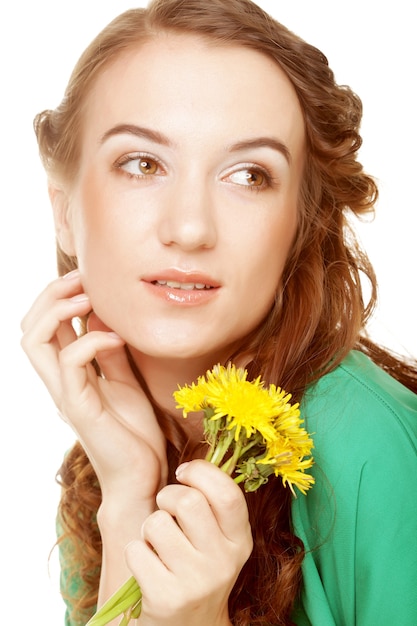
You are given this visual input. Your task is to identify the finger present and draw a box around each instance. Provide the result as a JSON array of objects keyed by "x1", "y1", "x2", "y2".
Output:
[
  {"x1": 140, "y1": 509, "x2": 196, "y2": 573},
  {"x1": 96, "y1": 346, "x2": 140, "y2": 387},
  {"x1": 59, "y1": 330, "x2": 125, "y2": 415},
  {"x1": 21, "y1": 293, "x2": 91, "y2": 361},
  {"x1": 156, "y1": 483, "x2": 223, "y2": 553},
  {"x1": 87, "y1": 311, "x2": 112, "y2": 333},
  {"x1": 23, "y1": 294, "x2": 90, "y2": 352},
  {"x1": 175, "y1": 460, "x2": 252, "y2": 546},
  {"x1": 124, "y1": 538, "x2": 176, "y2": 613},
  {"x1": 21, "y1": 296, "x2": 92, "y2": 405},
  {"x1": 55, "y1": 317, "x2": 79, "y2": 351},
  {"x1": 88, "y1": 313, "x2": 139, "y2": 387},
  {"x1": 21, "y1": 271, "x2": 90, "y2": 368},
  {"x1": 20, "y1": 270, "x2": 83, "y2": 333}
]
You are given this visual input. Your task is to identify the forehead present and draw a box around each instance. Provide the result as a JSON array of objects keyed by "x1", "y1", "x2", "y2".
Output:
[{"x1": 81, "y1": 33, "x2": 305, "y2": 154}]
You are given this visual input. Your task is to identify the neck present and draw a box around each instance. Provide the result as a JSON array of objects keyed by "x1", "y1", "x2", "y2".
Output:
[
  {"x1": 130, "y1": 351, "x2": 213, "y2": 408},
  {"x1": 127, "y1": 348, "x2": 229, "y2": 447}
]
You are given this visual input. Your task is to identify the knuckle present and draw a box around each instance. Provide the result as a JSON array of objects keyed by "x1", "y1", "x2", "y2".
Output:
[
  {"x1": 20, "y1": 332, "x2": 29, "y2": 352},
  {"x1": 20, "y1": 315, "x2": 28, "y2": 333},
  {"x1": 242, "y1": 532, "x2": 254, "y2": 561},
  {"x1": 217, "y1": 486, "x2": 243, "y2": 512},
  {"x1": 142, "y1": 509, "x2": 171, "y2": 535},
  {"x1": 20, "y1": 331, "x2": 36, "y2": 359},
  {"x1": 177, "y1": 487, "x2": 206, "y2": 513},
  {"x1": 232, "y1": 529, "x2": 253, "y2": 565}
]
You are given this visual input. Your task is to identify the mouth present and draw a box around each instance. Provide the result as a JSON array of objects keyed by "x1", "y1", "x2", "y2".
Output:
[
  {"x1": 143, "y1": 270, "x2": 220, "y2": 305},
  {"x1": 151, "y1": 280, "x2": 214, "y2": 291}
]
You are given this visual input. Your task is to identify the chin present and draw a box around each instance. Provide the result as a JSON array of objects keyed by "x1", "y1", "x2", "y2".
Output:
[{"x1": 129, "y1": 337, "x2": 236, "y2": 365}]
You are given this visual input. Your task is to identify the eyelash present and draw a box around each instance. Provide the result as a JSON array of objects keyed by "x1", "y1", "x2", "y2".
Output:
[
  {"x1": 113, "y1": 153, "x2": 164, "y2": 179},
  {"x1": 113, "y1": 153, "x2": 276, "y2": 191},
  {"x1": 226, "y1": 164, "x2": 276, "y2": 192}
]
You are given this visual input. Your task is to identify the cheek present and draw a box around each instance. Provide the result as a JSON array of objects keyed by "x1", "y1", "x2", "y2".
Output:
[
  {"x1": 232, "y1": 223, "x2": 295, "y2": 338},
  {"x1": 266, "y1": 225, "x2": 296, "y2": 299},
  {"x1": 248, "y1": 208, "x2": 297, "y2": 287},
  {"x1": 70, "y1": 173, "x2": 122, "y2": 268}
]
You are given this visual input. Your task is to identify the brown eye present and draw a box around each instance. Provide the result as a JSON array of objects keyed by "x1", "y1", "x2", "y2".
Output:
[
  {"x1": 229, "y1": 168, "x2": 265, "y2": 187},
  {"x1": 115, "y1": 154, "x2": 162, "y2": 178},
  {"x1": 138, "y1": 158, "x2": 158, "y2": 175},
  {"x1": 245, "y1": 170, "x2": 264, "y2": 186}
]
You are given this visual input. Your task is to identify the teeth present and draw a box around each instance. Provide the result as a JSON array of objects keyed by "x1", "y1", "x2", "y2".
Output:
[{"x1": 154, "y1": 280, "x2": 211, "y2": 290}]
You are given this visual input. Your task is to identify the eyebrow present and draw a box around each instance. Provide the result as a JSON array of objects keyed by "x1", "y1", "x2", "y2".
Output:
[
  {"x1": 228, "y1": 137, "x2": 291, "y2": 164},
  {"x1": 101, "y1": 124, "x2": 291, "y2": 164},
  {"x1": 100, "y1": 124, "x2": 173, "y2": 147}
]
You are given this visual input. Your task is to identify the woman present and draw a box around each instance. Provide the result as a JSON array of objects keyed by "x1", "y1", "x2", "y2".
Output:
[{"x1": 21, "y1": 0, "x2": 417, "y2": 624}]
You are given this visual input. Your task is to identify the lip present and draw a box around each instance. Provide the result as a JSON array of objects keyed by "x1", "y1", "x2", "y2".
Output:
[{"x1": 141, "y1": 268, "x2": 221, "y2": 305}]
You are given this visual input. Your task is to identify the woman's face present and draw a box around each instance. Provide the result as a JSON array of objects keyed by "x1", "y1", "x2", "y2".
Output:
[{"x1": 59, "y1": 34, "x2": 305, "y2": 367}]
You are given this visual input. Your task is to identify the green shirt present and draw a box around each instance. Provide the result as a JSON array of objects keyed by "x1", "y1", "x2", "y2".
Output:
[{"x1": 291, "y1": 350, "x2": 417, "y2": 625}]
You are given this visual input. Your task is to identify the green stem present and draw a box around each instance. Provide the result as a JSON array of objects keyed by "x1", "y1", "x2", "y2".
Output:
[
  {"x1": 220, "y1": 441, "x2": 242, "y2": 475},
  {"x1": 205, "y1": 443, "x2": 215, "y2": 463},
  {"x1": 240, "y1": 439, "x2": 260, "y2": 457},
  {"x1": 118, "y1": 598, "x2": 142, "y2": 626},
  {"x1": 131, "y1": 600, "x2": 143, "y2": 618},
  {"x1": 86, "y1": 577, "x2": 141, "y2": 626},
  {"x1": 207, "y1": 431, "x2": 235, "y2": 466}
]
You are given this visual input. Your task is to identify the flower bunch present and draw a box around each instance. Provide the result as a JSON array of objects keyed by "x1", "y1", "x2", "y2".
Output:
[
  {"x1": 175, "y1": 363, "x2": 314, "y2": 494},
  {"x1": 86, "y1": 363, "x2": 314, "y2": 625}
]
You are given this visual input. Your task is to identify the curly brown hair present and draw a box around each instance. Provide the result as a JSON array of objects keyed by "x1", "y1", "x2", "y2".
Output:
[{"x1": 34, "y1": 1, "x2": 417, "y2": 624}]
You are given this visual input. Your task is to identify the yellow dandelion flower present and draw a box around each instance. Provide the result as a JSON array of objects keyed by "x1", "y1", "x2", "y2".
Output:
[
  {"x1": 281, "y1": 462, "x2": 315, "y2": 496},
  {"x1": 273, "y1": 409, "x2": 315, "y2": 457},
  {"x1": 258, "y1": 435, "x2": 315, "y2": 495},
  {"x1": 175, "y1": 363, "x2": 298, "y2": 443},
  {"x1": 173, "y1": 377, "x2": 209, "y2": 417}
]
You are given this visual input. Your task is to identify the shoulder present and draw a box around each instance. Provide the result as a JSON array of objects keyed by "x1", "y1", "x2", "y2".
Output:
[
  {"x1": 301, "y1": 350, "x2": 417, "y2": 470},
  {"x1": 299, "y1": 350, "x2": 417, "y2": 516},
  {"x1": 294, "y1": 349, "x2": 417, "y2": 553},
  {"x1": 304, "y1": 349, "x2": 417, "y2": 423}
]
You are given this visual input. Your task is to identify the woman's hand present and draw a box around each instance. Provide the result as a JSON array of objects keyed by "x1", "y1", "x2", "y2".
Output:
[
  {"x1": 125, "y1": 459, "x2": 253, "y2": 626},
  {"x1": 20, "y1": 270, "x2": 167, "y2": 506}
]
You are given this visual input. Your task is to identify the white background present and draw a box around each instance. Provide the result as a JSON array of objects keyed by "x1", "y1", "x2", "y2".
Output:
[{"x1": 2, "y1": 0, "x2": 416, "y2": 622}]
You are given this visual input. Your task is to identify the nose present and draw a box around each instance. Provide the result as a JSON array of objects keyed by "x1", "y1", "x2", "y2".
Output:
[{"x1": 158, "y1": 175, "x2": 217, "y2": 251}]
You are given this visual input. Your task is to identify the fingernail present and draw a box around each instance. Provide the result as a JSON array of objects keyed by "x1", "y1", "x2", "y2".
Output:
[
  {"x1": 107, "y1": 331, "x2": 123, "y2": 341},
  {"x1": 62, "y1": 269, "x2": 80, "y2": 280},
  {"x1": 175, "y1": 462, "x2": 190, "y2": 479},
  {"x1": 70, "y1": 293, "x2": 89, "y2": 302}
]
